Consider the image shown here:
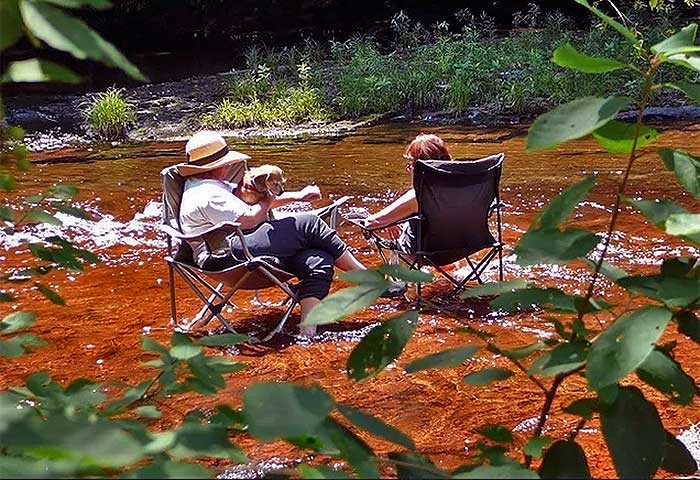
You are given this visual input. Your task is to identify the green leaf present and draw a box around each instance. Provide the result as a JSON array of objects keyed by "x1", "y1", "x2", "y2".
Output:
[
  {"x1": 617, "y1": 273, "x2": 699, "y2": 308},
  {"x1": 39, "y1": 0, "x2": 112, "y2": 9},
  {"x1": 316, "y1": 417, "x2": 380, "y2": 478},
  {"x1": 626, "y1": 198, "x2": 700, "y2": 243},
  {"x1": 197, "y1": 333, "x2": 251, "y2": 346},
  {"x1": 103, "y1": 380, "x2": 151, "y2": 415},
  {"x1": 2, "y1": 58, "x2": 81, "y2": 84},
  {"x1": 1, "y1": 311, "x2": 36, "y2": 334},
  {"x1": 404, "y1": 345, "x2": 479, "y2": 373},
  {"x1": 186, "y1": 355, "x2": 224, "y2": 391},
  {"x1": 298, "y1": 464, "x2": 350, "y2": 479},
  {"x1": 54, "y1": 204, "x2": 93, "y2": 220},
  {"x1": 135, "y1": 405, "x2": 162, "y2": 418},
  {"x1": 19, "y1": 0, "x2": 146, "y2": 81},
  {"x1": 563, "y1": 398, "x2": 599, "y2": 419},
  {"x1": 0, "y1": 292, "x2": 15, "y2": 303},
  {"x1": 463, "y1": 367, "x2": 513, "y2": 386},
  {"x1": 337, "y1": 403, "x2": 415, "y2": 450},
  {"x1": 389, "y1": 452, "x2": 447, "y2": 479},
  {"x1": 377, "y1": 263, "x2": 433, "y2": 283},
  {"x1": 504, "y1": 342, "x2": 547, "y2": 360},
  {"x1": 347, "y1": 310, "x2": 417, "y2": 381},
  {"x1": 24, "y1": 210, "x2": 62, "y2": 225},
  {"x1": 675, "y1": 311, "x2": 699, "y2": 344},
  {"x1": 592, "y1": 120, "x2": 658, "y2": 154},
  {"x1": 600, "y1": 386, "x2": 665, "y2": 478},
  {"x1": 652, "y1": 24, "x2": 698, "y2": 56},
  {"x1": 168, "y1": 422, "x2": 246, "y2": 462},
  {"x1": 574, "y1": 0, "x2": 640, "y2": 45},
  {"x1": 455, "y1": 464, "x2": 539, "y2": 479},
  {"x1": 524, "y1": 436, "x2": 552, "y2": 459},
  {"x1": 514, "y1": 228, "x2": 600, "y2": 266},
  {"x1": 301, "y1": 283, "x2": 387, "y2": 326},
  {"x1": 0, "y1": 206, "x2": 14, "y2": 221},
  {"x1": 0, "y1": 0, "x2": 22, "y2": 50},
  {"x1": 209, "y1": 405, "x2": 246, "y2": 428},
  {"x1": 658, "y1": 148, "x2": 700, "y2": 198},
  {"x1": 461, "y1": 280, "x2": 530, "y2": 299},
  {"x1": 47, "y1": 183, "x2": 78, "y2": 198},
  {"x1": 243, "y1": 382, "x2": 334, "y2": 442},
  {"x1": 36, "y1": 283, "x2": 65, "y2": 305},
  {"x1": 0, "y1": 174, "x2": 17, "y2": 191},
  {"x1": 538, "y1": 440, "x2": 591, "y2": 479},
  {"x1": 636, "y1": 349, "x2": 696, "y2": 405},
  {"x1": 141, "y1": 335, "x2": 169, "y2": 354},
  {"x1": 661, "y1": 430, "x2": 698, "y2": 475},
  {"x1": 169, "y1": 344, "x2": 202, "y2": 360},
  {"x1": 665, "y1": 81, "x2": 700, "y2": 104},
  {"x1": 3, "y1": 415, "x2": 145, "y2": 468},
  {"x1": 533, "y1": 176, "x2": 596, "y2": 230},
  {"x1": 553, "y1": 42, "x2": 626, "y2": 73},
  {"x1": 124, "y1": 460, "x2": 211, "y2": 479},
  {"x1": 0, "y1": 333, "x2": 46, "y2": 357},
  {"x1": 338, "y1": 269, "x2": 387, "y2": 284},
  {"x1": 491, "y1": 287, "x2": 608, "y2": 314},
  {"x1": 666, "y1": 213, "x2": 700, "y2": 236},
  {"x1": 476, "y1": 424, "x2": 513, "y2": 443},
  {"x1": 527, "y1": 96, "x2": 632, "y2": 151},
  {"x1": 668, "y1": 51, "x2": 700, "y2": 73},
  {"x1": 587, "y1": 306, "x2": 672, "y2": 391},
  {"x1": 529, "y1": 342, "x2": 588, "y2": 377}
]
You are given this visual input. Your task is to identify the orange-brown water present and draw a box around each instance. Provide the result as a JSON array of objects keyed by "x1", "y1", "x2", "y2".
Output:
[{"x1": 2, "y1": 123, "x2": 699, "y2": 477}]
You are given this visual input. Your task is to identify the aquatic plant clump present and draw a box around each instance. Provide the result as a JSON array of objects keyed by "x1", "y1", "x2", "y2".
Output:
[{"x1": 81, "y1": 87, "x2": 137, "y2": 140}]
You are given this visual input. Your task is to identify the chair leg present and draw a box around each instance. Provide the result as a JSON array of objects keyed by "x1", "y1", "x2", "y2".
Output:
[
  {"x1": 498, "y1": 245, "x2": 504, "y2": 281},
  {"x1": 168, "y1": 263, "x2": 177, "y2": 323},
  {"x1": 193, "y1": 282, "x2": 225, "y2": 323},
  {"x1": 258, "y1": 297, "x2": 298, "y2": 343}
]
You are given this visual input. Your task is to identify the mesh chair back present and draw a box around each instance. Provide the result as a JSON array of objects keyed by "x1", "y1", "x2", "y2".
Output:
[{"x1": 413, "y1": 153, "x2": 504, "y2": 265}]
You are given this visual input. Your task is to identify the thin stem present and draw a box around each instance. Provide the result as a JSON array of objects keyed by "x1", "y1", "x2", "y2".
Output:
[
  {"x1": 577, "y1": 61, "x2": 658, "y2": 327},
  {"x1": 525, "y1": 374, "x2": 564, "y2": 468},
  {"x1": 568, "y1": 418, "x2": 588, "y2": 442}
]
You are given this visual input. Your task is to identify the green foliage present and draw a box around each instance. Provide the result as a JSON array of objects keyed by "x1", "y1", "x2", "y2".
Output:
[
  {"x1": 81, "y1": 87, "x2": 136, "y2": 140},
  {"x1": 538, "y1": 440, "x2": 591, "y2": 478},
  {"x1": 404, "y1": 345, "x2": 480, "y2": 373}
]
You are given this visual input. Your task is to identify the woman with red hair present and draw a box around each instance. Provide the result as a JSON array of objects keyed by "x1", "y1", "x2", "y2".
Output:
[{"x1": 365, "y1": 133, "x2": 452, "y2": 252}]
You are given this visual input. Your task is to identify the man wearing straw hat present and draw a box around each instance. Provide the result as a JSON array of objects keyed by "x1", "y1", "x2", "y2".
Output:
[{"x1": 177, "y1": 131, "x2": 404, "y2": 336}]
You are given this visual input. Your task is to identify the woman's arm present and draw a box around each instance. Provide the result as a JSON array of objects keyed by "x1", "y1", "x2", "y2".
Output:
[{"x1": 365, "y1": 189, "x2": 418, "y2": 229}]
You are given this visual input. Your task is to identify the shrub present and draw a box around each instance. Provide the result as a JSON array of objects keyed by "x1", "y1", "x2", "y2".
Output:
[{"x1": 81, "y1": 87, "x2": 136, "y2": 140}]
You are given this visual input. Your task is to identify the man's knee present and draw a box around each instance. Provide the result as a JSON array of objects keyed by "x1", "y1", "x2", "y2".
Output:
[{"x1": 294, "y1": 249, "x2": 334, "y2": 280}]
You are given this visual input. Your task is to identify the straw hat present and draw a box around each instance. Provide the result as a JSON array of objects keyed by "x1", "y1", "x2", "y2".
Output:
[{"x1": 177, "y1": 131, "x2": 250, "y2": 177}]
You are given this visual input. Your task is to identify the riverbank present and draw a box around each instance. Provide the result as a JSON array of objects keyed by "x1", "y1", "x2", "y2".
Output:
[{"x1": 5, "y1": 68, "x2": 700, "y2": 153}]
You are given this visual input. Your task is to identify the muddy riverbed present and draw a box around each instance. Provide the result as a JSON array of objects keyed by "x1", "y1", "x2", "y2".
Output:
[{"x1": 2, "y1": 123, "x2": 699, "y2": 477}]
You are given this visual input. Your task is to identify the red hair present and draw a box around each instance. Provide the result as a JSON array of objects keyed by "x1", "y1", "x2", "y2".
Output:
[{"x1": 404, "y1": 133, "x2": 452, "y2": 162}]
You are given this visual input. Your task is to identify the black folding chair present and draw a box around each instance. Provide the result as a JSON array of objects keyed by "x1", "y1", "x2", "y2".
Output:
[
  {"x1": 353, "y1": 154, "x2": 505, "y2": 301},
  {"x1": 161, "y1": 162, "x2": 348, "y2": 342}
]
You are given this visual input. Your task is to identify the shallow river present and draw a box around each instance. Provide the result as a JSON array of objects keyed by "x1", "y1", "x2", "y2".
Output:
[{"x1": 2, "y1": 123, "x2": 699, "y2": 477}]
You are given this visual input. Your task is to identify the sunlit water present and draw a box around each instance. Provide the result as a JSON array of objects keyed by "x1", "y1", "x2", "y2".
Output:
[{"x1": 2, "y1": 122, "x2": 699, "y2": 477}]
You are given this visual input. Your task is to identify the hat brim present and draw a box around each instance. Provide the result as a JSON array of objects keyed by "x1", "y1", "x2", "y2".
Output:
[{"x1": 176, "y1": 150, "x2": 250, "y2": 177}]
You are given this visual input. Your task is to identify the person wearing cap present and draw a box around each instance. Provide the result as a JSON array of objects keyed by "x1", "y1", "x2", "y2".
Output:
[{"x1": 177, "y1": 131, "x2": 405, "y2": 336}]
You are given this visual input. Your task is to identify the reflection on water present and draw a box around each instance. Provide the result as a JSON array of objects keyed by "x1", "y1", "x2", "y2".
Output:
[{"x1": 3, "y1": 122, "x2": 700, "y2": 478}]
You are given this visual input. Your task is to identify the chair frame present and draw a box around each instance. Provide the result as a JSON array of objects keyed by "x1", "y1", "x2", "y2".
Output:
[
  {"x1": 351, "y1": 159, "x2": 505, "y2": 302},
  {"x1": 163, "y1": 199, "x2": 349, "y2": 342}
]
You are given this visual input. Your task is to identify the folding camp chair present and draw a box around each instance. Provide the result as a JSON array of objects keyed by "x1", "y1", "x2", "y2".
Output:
[
  {"x1": 161, "y1": 161, "x2": 348, "y2": 342},
  {"x1": 352, "y1": 154, "x2": 505, "y2": 302}
]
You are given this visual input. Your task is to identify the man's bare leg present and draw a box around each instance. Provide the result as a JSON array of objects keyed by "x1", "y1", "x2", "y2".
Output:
[
  {"x1": 334, "y1": 250, "x2": 366, "y2": 271},
  {"x1": 298, "y1": 296, "x2": 321, "y2": 337}
]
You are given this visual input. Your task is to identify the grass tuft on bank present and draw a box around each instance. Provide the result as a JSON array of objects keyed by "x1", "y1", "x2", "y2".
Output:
[
  {"x1": 205, "y1": 12, "x2": 697, "y2": 129},
  {"x1": 81, "y1": 87, "x2": 136, "y2": 140}
]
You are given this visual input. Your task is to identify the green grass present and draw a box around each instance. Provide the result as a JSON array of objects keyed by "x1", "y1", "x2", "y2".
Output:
[
  {"x1": 81, "y1": 87, "x2": 136, "y2": 140},
  {"x1": 205, "y1": 18, "x2": 695, "y2": 129}
]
